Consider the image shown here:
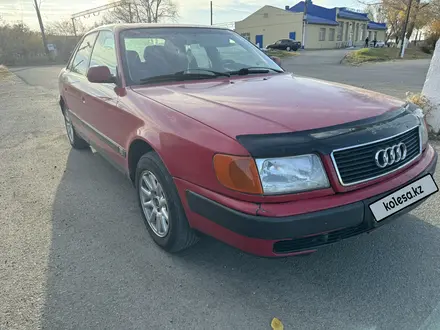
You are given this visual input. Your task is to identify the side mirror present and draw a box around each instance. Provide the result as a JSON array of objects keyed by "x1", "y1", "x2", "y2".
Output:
[
  {"x1": 270, "y1": 56, "x2": 282, "y2": 67},
  {"x1": 87, "y1": 66, "x2": 115, "y2": 83}
]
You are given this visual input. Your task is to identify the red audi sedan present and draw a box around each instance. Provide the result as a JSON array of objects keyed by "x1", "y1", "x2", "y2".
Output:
[{"x1": 59, "y1": 24, "x2": 438, "y2": 257}]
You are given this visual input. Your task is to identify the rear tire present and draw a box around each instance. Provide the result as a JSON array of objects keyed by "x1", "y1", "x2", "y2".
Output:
[
  {"x1": 136, "y1": 151, "x2": 199, "y2": 253},
  {"x1": 64, "y1": 109, "x2": 89, "y2": 150},
  {"x1": 286, "y1": 46, "x2": 291, "y2": 51}
]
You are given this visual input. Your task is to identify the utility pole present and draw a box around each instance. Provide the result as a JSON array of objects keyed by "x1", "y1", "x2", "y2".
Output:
[
  {"x1": 400, "y1": 0, "x2": 413, "y2": 58},
  {"x1": 71, "y1": 18, "x2": 77, "y2": 37},
  {"x1": 128, "y1": 3, "x2": 133, "y2": 23},
  {"x1": 301, "y1": 0, "x2": 308, "y2": 49},
  {"x1": 210, "y1": 1, "x2": 213, "y2": 25},
  {"x1": 33, "y1": 0, "x2": 49, "y2": 58}
]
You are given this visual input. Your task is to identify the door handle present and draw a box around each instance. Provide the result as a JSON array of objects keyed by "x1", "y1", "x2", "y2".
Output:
[{"x1": 81, "y1": 97, "x2": 86, "y2": 104}]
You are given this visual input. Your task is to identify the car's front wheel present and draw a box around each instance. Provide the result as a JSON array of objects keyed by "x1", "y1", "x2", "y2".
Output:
[
  {"x1": 63, "y1": 109, "x2": 89, "y2": 149},
  {"x1": 136, "y1": 152, "x2": 199, "y2": 252}
]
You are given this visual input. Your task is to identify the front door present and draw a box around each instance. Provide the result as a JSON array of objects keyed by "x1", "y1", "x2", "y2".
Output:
[
  {"x1": 255, "y1": 35, "x2": 263, "y2": 48},
  {"x1": 289, "y1": 32, "x2": 296, "y2": 40},
  {"x1": 63, "y1": 32, "x2": 99, "y2": 142},
  {"x1": 82, "y1": 30, "x2": 127, "y2": 169}
]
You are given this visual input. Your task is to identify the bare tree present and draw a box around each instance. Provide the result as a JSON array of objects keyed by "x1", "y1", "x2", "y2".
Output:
[
  {"x1": 365, "y1": 3, "x2": 387, "y2": 21},
  {"x1": 46, "y1": 19, "x2": 87, "y2": 36},
  {"x1": 103, "y1": 0, "x2": 178, "y2": 24},
  {"x1": 362, "y1": 0, "x2": 440, "y2": 41}
]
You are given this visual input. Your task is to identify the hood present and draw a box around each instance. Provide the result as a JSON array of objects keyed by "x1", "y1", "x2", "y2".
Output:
[{"x1": 132, "y1": 73, "x2": 403, "y2": 138}]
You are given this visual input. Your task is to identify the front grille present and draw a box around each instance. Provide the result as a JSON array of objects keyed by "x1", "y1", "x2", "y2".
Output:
[
  {"x1": 332, "y1": 127, "x2": 420, "y2": 186},
  {"x1": 273, "y1": 224, "x2": 369, "y2": 254}
]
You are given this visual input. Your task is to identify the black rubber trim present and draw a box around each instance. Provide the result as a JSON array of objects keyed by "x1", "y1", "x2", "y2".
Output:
[
  {"x1": 186, "y1": 191, "x2": 364, "y2": 240},
  {"x1": 236, "y1": 107, "x2": 419, "y2": 158},
  {"x1": 68, "y1": 110, "x2": 127, "y2": 158}
]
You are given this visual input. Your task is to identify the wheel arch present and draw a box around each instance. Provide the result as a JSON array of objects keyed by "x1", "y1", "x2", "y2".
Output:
[
  {"x1": 59, "y1": 96, "x2": 66, "y2": 115},
  {"x1": 127, "y1": 138, "x2": 156, "y2": 183}
]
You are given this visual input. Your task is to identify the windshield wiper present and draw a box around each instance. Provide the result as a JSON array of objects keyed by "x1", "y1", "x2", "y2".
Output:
[
  {"x1": 140, "y1": 69, "x2": 230, "y2": 84},
  {"x1": 229, "y1": 67, "x2": 283, "y2": 76},
  {"x1": 180, "y1": 69, "x2": 231, "y2": 77}
]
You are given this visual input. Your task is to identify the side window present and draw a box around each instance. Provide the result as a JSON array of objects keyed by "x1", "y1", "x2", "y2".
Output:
[
  {"x1": 217, "y1": 39, "x2": 264, "y2": 67},
  {"x1": 90, "y1": 31, "x2": 117, "y2": 76},
  {"x1": 70, "y1": 33, "x2": 98, "y2": 76},
  {"x1": 188, "y1": 44, "x2": 211, "y2": 68}
]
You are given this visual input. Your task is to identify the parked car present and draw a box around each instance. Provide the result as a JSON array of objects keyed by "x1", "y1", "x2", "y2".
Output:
[
  {"x1": 59, "y1": 24, "x2": 437, "y2": 257},
  {"x1": 266, "y1": 39, "x2": 301, "y2": 51},
  {"x1": 370, "y1": 40, "x2": 386, "y2": 48}
]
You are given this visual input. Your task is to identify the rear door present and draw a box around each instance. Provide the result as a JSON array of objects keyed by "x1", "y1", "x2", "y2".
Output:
[{"x1": 62, "y1": 32, "x2": 98, "y2": 140}]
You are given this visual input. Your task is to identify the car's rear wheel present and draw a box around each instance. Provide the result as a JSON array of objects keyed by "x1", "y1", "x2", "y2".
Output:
[
  {"x1": 64, "y1": 109, "x2": 89, "y2": 149},
  {"x1": 286, "y1": 46, "x2": 291, "y2": 51},
  {"x1": 136, "y1": 152, "x2": 199, "y2": 252}
]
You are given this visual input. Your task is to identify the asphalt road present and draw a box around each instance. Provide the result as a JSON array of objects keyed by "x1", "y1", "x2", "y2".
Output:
[
  {"x1": 2, "y1": 57, "x2": 440, "y2": 330},
  {"x1": 282, "y1": 49, "x2": 431, "y2": 99}
]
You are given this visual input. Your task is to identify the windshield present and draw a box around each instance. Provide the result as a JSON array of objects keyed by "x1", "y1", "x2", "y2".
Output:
[{"x1": 120, "y1": 27, "x2": 283, "y2": 85}]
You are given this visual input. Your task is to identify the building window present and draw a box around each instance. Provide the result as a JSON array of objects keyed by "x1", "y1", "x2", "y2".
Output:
[
  {"x1": 319, "y1": 28, "x2": 326, "y2": 41},
  {"x1": 329, "y1": 28, "x2": 335, "y2": 41},
  {"x1": 240, "y1": 33, "x2": 250, "y2": 41},
  {"x1": 263, "y1": 13, "x2": 268, "y2": 18},
  {"x1": 337, "y1": 22, "x2": 343, "y2": 41}
]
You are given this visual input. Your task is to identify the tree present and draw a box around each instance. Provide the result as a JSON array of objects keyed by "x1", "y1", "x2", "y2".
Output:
[
  {"x1": 0, "y1": 22, "x2": 45, "y2": 64},
  {"x1": 365, "y1": 3, "x2": 387, "y2": 22},
  {"x1": 103, "y1": 0, "x2": 178, "y2": 24},
  {"x1": 426, "y1": 19, "x2": 440, "y2": 47},
  {"x1": 46, "y1": 19, "x2": 87, "y2": 36},
  {"x1": 363, "y1": 0, "x2": 440, "y2": 41}
]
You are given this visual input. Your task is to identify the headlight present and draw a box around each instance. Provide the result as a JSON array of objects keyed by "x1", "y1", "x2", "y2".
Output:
[
  {"x1": 410, "y1": 106, "x2": 429, "y2": 149},
  {"x1": 255, "y1": 154, "x2": 330, "y2": 194}
]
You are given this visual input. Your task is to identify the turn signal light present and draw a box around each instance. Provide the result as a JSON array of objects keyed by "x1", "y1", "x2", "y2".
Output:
[{"x1": 213, "y1": 154, "x2": 263, "y2": 194}]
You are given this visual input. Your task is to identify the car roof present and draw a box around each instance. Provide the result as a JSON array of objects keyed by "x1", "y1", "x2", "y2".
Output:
[{"x1": 88, "y1": 23, "x2": 230, "y2": 34}]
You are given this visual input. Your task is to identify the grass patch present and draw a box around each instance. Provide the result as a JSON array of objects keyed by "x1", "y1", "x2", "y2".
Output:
[
  {"x1": 265, "y1": 49, "x2": 299, "y2": 58},
  {"x1": 0, "y1": 65, "x2": 11, "y2": 79},
  {"x1": 343, "y1": 47, "x2": 432, "y2": 65}
]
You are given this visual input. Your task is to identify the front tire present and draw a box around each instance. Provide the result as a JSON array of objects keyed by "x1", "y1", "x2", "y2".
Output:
[
  {"x1": 136, "y1": 152, "x2": 199, "y2": 252},
  {"x1": 64, "y1": 110, "x2": 89, "y2": 149}
]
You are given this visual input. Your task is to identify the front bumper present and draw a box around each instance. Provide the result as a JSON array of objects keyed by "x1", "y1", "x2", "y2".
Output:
[{"x1": 185, "y1": 148, "x2": 437, "y2": 257}]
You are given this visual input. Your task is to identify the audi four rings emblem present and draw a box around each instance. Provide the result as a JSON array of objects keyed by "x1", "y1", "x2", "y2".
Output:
[{"x1": 375, "y1": 143, "x2": 408, "y2": 168}]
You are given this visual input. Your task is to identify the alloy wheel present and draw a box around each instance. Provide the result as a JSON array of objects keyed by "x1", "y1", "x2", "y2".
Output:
[{"x1": 139, "y1": 170, "x2": 170, "y2": 237}]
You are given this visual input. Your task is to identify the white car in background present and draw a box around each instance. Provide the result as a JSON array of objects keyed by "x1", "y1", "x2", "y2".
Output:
[{"x1": 371, "y1": 40, "x2": 386, "y2": 48}]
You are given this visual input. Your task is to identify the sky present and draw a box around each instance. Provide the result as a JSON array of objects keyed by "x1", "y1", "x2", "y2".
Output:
[{"x1": 0, "y1": 0, "x2": 358, "y2": 30}]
